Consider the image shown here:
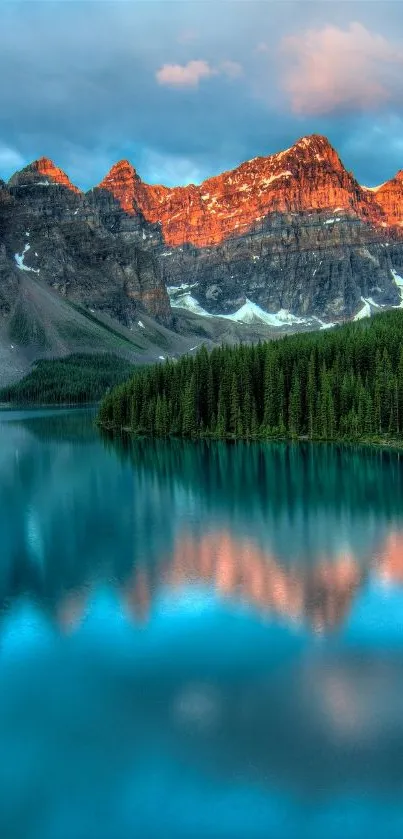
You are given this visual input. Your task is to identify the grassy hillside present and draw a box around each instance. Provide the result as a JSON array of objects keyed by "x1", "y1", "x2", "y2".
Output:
[{"x1": 0, "y1": 353, "x2": 135, "y2": 404}]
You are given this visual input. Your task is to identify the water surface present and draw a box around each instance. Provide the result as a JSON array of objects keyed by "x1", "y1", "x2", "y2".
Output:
[{"x1": 1, "y1": 408, "x2": 403, "y2": 838}]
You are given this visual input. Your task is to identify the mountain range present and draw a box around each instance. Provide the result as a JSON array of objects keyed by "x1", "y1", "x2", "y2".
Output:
[{"x1": 1, "y1": 133, "x2": 403, "y2": 383}]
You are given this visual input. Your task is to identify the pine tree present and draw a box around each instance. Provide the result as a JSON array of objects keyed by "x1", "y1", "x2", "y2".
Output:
[
  {"x1": 263, "y1": 351, "x2": 277, "y2": 430},
  {"x1": 216, "y1": 383, "x2": 226, "y2": 437},
  {"x1": 307, "y1": 350, "x2": 316, "y2": 439},
  {"x1": 230, "y1": 372, "x2": 239, "y2": 436},
  {"x1": 182, "y1": 373, "x2": 197, "y2": 436},
  {"x1": 288, "y1": 366, "x2": 301, "y2": 438}
]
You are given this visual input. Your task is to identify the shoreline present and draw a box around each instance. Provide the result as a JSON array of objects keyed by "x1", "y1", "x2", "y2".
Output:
[
  {"x1": 97, "y1": 423, "x2": 403, "y2": 453},
  {"x1": 0, "y1": 402, "x2": 98, "y2": 410}
]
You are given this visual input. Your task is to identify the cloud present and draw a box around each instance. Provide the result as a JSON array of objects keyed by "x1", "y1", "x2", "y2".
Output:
[
  {"x1": 156, "y1": 58, "x2": 243, "y2": 89},
  {"x1": 1, "y1": 1, "x2": 403, "y2": 190},
  {"x1": 281, "y1": 22, "x2": 403, "y2": 115},
  {"x1": 156, "y1": 60, "x2": 217, "y2": 88}
]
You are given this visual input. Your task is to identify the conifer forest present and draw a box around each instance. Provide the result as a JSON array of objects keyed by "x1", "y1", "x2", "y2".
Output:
[{"x1": 98, "y1": 309, "x2": 403, "y2": 443}]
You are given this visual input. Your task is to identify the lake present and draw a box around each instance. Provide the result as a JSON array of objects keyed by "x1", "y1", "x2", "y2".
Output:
[{"x1": 1, "y1": 407, "x2": 403, "y2": 838}]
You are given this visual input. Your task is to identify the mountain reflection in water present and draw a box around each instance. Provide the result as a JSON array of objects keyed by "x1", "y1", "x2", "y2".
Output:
[
  {"x1": 42, "y1": 528, "x2": 403, "y2": 635},
  {"x1": 1, "y1": 412, "x2": 403, "y2": 838}
]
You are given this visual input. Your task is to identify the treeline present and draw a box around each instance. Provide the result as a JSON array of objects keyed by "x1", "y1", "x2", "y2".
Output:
[
  {"x1": 98, "y1": 310, "x2": 403, "y2": 442},
  {"x1": 0, "y1": 353, "x2": 135, "y2": 405}
]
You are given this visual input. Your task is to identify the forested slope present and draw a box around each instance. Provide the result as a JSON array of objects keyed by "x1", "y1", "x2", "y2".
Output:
[
  {"x1": 0, "y1": 354, "x2": 135, "y2": 404},
  {"x1": 98, "y1": 310, "x2": 403, "y2": 443}
]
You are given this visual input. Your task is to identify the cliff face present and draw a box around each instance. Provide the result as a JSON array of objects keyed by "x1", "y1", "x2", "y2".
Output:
[
  {"x1": 2, "y1": 160, "x2": 171, "y2": 326},
  {"x1": 370, "y1": 171, "x2": 403, "y2": 228}
]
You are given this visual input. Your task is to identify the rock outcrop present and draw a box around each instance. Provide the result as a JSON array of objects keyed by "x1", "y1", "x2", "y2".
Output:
[{"x1": 369, "y1": 171, "x2": 403, "y2": 228}]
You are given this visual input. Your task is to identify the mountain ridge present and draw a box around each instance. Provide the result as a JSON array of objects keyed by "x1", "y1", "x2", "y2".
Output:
[
  {"x1": 97, "y1": 133, "x2": 390, "y2": 247},
  {"x1": 9, "y1": 133, "x2": 403, "y2": 247},
  {"x1": 2, "y1": 132, "x2": 403, "y2": 382}
]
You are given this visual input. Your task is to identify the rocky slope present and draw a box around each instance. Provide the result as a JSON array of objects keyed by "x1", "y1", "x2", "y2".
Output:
[
  {"x1": 0, "y1": 165, "x2": 197, "y2": 384},
  {"x1": 3, "y1": 158, "x2": 171, "y2": 326}
]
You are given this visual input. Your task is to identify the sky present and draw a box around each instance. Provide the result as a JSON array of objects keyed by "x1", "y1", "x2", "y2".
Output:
[{"x1": 1, "y1": 0, "x2": 403, "y2": 189}]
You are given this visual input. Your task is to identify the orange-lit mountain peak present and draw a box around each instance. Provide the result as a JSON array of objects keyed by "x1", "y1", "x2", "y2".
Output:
[
  {"x1": 8, "y1": 156, "x2": 80, "y2": 193},
  {"x1": 93, "y1": 134, "x2": 401, "y2": 246},
  {"x1": 102, "y1": 158, "x2": 138, "y2": 179},
  {"x1": 373, "y1": 170, "x2": 403, "y2": 226},
  {"x1": 33, "y1": 157, "x2": 80, "y2": 193},
  {"x1": 97, "y1": 159, "x2": 142, "y2": 214},
  {"x1": 294, "y1": 132, "x2": 338, "y2": 151}
]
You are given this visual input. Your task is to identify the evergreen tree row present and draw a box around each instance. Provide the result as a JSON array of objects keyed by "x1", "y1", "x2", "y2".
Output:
[{"x1": 98, "y1": 310, "x2": 403, "y2": 442}]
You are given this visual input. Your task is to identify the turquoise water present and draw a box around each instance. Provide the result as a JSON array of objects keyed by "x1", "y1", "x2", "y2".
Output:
[{"x1": 1, "y1": 408, "x2": 403, "y2": 838}]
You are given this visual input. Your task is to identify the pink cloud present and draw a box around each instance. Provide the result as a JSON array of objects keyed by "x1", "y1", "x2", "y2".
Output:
[
  {"x1": 156, "y1": 58, "x2": 243, "y2": 89},
  {"x1": 281, "y1": 22, "x2": 403, "y2": 115},
  {"x1": 156, "y1": 60, "x2": 217, "y2": 88}
]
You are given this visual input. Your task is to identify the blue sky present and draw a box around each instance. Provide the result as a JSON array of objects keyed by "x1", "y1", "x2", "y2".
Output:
[{"x1": 1, "y1": 1, "x2": 403, "y2": 189}]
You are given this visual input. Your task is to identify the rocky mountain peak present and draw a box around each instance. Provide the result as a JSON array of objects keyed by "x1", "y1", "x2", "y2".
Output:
[
  {"x1": 94, "y1": 133, "x2": 373, "y2": 247},
  {"x1": 102, "y1": 159, "x2": 139, "y2": 180},
  {"x1": 292, "y1": 133, "x2": 337, "y2": 155},
  {"x1": 285, "y1": 134, "x2": 345, "y2": 171},
  {"x1": 8, "y1": 157, "x2": 80, "y2": 193},
  {"x1": 97, "y1": 160, "x2": 142, "y2": 214},
  {"x1": 370, "y1": 168, "x2": 403, "y2": 227}
]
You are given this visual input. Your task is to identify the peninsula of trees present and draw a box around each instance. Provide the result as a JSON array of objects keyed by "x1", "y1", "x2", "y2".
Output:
[{"x1": 98, "y1": 310, "x2": 403, "y2": 443}]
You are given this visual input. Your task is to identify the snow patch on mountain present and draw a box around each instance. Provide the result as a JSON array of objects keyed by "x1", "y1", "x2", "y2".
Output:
[
  {"x1": 167, "y1": 286, "x2": 334, "y2": 330},
  {"x1": 168, "y1": 288, "x2": 209, "y2": 317},
  {"x1": 391, "y1": 268, "x2": 403, "y2": 308},
  {"x1": 349, "y1": 273, "x2": 403, "y2": 321},
  {"x1": 353, "y1": 298, "x2": 371, "y2": 321},
  {"x1": 14, "y1": 243, "x2": 40, "y2": 274},
  {"x1": 391, "y1": 268, "x2": 403, "y2": 288},
  {"x1": 260, "y1": 171, "x2": 292, "y2": 187},
  {"x1": 222, "y1": 300, "x2": 308, "y2": 327}
]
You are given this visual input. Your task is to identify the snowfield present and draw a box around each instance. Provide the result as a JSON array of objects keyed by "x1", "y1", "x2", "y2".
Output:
[{"x1": 168, "y1": 286, "x2": 334, "y2": 330}]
